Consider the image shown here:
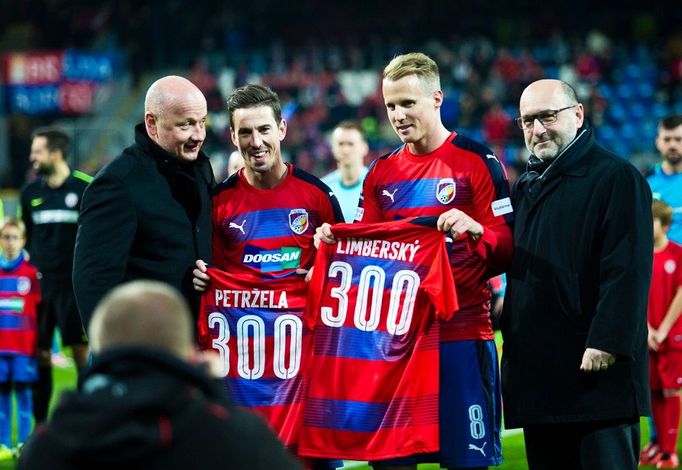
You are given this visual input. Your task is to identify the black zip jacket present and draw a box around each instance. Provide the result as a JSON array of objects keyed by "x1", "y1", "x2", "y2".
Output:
[{"x1": 73, "y1": 124, "x2": 214, "y2": 329}]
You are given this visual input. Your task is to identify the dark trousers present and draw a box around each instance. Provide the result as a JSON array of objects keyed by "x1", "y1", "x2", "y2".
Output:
[{"x1": 523, "y1": 418, "x2": 640, "y2": 470}]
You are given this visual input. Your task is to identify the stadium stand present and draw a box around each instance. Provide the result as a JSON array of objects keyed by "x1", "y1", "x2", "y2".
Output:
[{"x1": 1, "y1": 2, "x2": 680, "y2": 190}]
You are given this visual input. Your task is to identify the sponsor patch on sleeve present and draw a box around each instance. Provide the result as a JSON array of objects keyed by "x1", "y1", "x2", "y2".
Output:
[
  {"x1": 354, "y1": 207, "x2": 365, "y2": 222},
  {"x1": 491, "y1": 197, "x2": 513, "y2": 217}
]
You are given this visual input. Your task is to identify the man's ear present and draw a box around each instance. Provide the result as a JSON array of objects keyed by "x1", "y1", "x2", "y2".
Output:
[
  {"x1": 50, "y1": 149, "x2": 65, "y2": 162},
  {"x1": 145, "y1": 112, "x2": 158, "y2": 138},
  {"x1": 279, "y1": 119, "x2": 287, "y2": 141},
  {"x1": 433, "y1": 89, "x2": 444, "y2": 109}
]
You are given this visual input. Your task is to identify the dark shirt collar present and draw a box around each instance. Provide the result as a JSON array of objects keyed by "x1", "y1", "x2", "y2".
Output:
[{"x1": 516, "y1": 125, "x2": 594, "y2": 194}]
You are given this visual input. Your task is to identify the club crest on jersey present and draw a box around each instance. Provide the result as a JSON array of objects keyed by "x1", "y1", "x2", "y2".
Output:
[
  {"x1": 65, "y1": 192, "x2": 79, "y2": 208},
  {"x1": 16, "y1": 277, "x2": 31, "y2": 295},
  {"x1": 289, "y1": 209, "x2": 309, "y2": 235},
  {"x1": 665, "y1": 260, "x2": 677, "y2": 274},
  {"x1": 436, "y1": 178, "x2": 456, "y2": 205}
]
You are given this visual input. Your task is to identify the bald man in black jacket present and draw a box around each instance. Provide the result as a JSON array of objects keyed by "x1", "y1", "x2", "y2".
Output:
[{"x1": 73, "y1": 76, "x2": 214, "y2": 330}]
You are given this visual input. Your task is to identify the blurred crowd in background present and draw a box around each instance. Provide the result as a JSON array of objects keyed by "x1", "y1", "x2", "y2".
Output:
[{"x1": 2, "y1": 0, "x2": 681, "y2": 189}]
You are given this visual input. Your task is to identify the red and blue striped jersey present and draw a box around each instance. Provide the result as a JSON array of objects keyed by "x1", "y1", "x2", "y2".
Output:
[
  {"x1": 212, "y1": 163, "x2": 343, "y2": 280},
  {"x1": 207, "y1": 164, "x2": 341, "y2": 456},
  {"x1": 300, "y1": 218, "x2": 457, "y2": 460},
  {"x1": 0, "y1": 257, "x2": 40, "y2": 356},
  {"x1": 357, "y1": 132, "x2": 513, "y2": 340},
  {"x1": 198, "y1": 267, "x2": 311, "y2": 453}
]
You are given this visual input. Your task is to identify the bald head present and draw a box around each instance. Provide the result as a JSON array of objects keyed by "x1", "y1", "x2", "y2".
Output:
[
  {"x1": 144, "y1": 76, "x2": 208, "y2": 161},
  {"x1": 519, "y1": 80, "x2": 579, "y2": 111},
  {"x1": 88, "y1": 280, "x2": 194, "y2": 359},
  {"x1": 519, "y1": 79, "x2": 584, "y2": 160},
  {"x1": 144, "y1": 76, "x2": 205, "y2": 116}
]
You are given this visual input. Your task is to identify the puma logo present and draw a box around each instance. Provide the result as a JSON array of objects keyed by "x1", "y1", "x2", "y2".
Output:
[
  {"x1": 381, "y1": 188, "x2": 397, "y2": 203},
  {"x1": 229, "y1": 219, "x2": 246, "y2": 235},
  {"x1": 486, "y1": 154, "x2": 499, "y2": 162},
  {"x1": 468, "y1": 442, "x2": 487, "y2": 457}
]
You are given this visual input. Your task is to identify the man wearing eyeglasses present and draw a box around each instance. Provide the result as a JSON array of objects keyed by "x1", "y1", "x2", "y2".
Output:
[{"x1": 500, "y1": 79, "x2": 652, "y2": 469}]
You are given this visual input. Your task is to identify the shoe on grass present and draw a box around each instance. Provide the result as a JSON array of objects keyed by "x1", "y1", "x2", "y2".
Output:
[
  {"x1": 657, "y1": 452, "x2": 680, "y2": 469},
  {"x1": 640, "y1": 442, "x2": 661, "y2": 466}
]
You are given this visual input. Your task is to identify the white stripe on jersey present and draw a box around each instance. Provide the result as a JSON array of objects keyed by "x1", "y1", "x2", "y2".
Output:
[{"x1": 31, "y1": 209, "x2": 78, "y2": 224}]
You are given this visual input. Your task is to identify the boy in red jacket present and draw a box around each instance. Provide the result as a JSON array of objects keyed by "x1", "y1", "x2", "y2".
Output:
[{"x1": 642, "y1": 200, "x2": 682, "y2": 468}]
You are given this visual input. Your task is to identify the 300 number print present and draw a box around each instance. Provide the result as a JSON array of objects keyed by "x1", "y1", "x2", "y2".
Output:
[
  {"x1": 207, "y1": 312, "x2": 302, "y2": 379},
  {"x1": 320, "y1": 261, "x2": 420, "y2": 335}
]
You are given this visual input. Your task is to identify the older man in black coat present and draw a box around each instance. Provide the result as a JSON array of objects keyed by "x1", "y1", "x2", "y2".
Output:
[
  {"x1": 501, "y1": 79, "x2": 652, "y2": 470},
  {"x1": 73, "y1": 76, "x2": 214, "y2": 330}
]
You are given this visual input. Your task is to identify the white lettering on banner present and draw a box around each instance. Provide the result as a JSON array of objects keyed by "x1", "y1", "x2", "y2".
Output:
[{"x1": 335, "y1": 238, "x2": 420, "y2": 262}]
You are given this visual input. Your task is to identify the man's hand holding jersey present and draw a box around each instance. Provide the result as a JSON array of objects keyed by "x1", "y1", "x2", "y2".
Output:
[
  {"x1": 193, "y1": 259, "x2": 211, "y2": 292},
  {"x1": 437, "y1": 208, "x2": 484, "y2": 241}
]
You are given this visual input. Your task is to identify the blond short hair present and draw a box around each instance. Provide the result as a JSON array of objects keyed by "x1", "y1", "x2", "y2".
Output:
[
  {"x1": 0, "y1": 217, "x2": 26, "y2": 238},
  {"x1": 383, "y1": 52, "x2": 441, "y2": 92}
]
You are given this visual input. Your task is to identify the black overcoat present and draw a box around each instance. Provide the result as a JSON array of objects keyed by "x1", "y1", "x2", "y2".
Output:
[
  {"x1": 73, "y1": 124, "x2": 214, "y2": 329},
  {"x1": 501, "y1": 127, "x2": 653, "y2": 428}
]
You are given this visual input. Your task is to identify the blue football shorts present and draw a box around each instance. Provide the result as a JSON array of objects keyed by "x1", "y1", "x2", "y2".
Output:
[
  {"x1": 372, "y1": 339, "x2": 502, "y2": 468},
  {"x1": 0, "y1": 354, "x2": 38, "y2": 383}
]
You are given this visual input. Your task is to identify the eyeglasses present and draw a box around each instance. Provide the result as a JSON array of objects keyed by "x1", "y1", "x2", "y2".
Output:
[{"x1": 515, "y1": 105, "x2": 578, "y2": 130}]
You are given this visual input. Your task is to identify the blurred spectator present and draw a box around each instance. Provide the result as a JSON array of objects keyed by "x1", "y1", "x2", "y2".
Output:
[
  {"x1": 493, "y1": 48, "x2": 521, "y2": 83},
  {"x1": 322, "y1": 120, "x2": 369, "y2": 222},
  {"x1": 574, "y1": 48, "x2": 603, "y2": 82},
  {"x1": 18, "y1": 280, "x2": 301, "y2": 470},
  {"x1": 482, "y1": 102, "x2": 512, "y2": 146}
]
